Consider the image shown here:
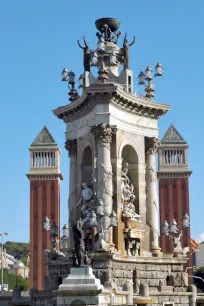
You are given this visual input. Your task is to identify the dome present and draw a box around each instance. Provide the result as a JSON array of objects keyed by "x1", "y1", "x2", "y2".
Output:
[{"x1": 14, "y1": 260, "x2": 25, "y2": 269}]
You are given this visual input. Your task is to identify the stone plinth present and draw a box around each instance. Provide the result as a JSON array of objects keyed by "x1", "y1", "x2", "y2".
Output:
[{"x1": 56, "y1": 266, "x2": 105, "y2": 305}]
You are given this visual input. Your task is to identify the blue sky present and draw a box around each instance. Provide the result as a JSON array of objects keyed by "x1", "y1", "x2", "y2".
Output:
[{"x1": 0, "y1": 1, "x2": 203, "y2": 243}]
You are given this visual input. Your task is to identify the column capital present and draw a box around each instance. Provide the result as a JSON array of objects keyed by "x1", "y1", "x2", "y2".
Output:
[
  {"x1": 65, "y1": 139, "x2": 77, "y2": 157},
  {"x1": 145, "y1": 137, "x2": 160, "y2": 155},
  {"x1": 90, "y1": 123, "x2": 117, "y2": 143}
]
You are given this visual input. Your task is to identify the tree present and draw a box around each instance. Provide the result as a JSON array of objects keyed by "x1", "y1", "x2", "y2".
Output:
[
  {"x1": 0, "y1": 269, "x2": 29, "y2": 290},
  {"x1": 5, "y1": 241, "x2": 29, "y2": 265},
  {"x1": 194, "y1": 266, "x2": 204, "y2": 292}
]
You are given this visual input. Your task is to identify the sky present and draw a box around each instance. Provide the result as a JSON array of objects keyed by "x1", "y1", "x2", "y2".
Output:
[{"x1": 0, "y1": 0, "x2": 203, "y2": 243}]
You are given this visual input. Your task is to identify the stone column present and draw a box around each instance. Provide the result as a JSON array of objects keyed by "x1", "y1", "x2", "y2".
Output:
[
  {"x1": 91, "y1": 124, "x2": 117, "y2": 232},
  {"x1": 65, "y1": 139, "x2": 77, "y2": 227},
  {"x1": 145, "y1": 137, "x2": 160, "y2": 254}
]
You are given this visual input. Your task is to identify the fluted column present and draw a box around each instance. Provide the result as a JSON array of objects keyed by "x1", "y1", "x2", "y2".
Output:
[
  {"x1": 91, "y1": 124, "x2": 117, "y2": 232},
  {"x1": 145, "y1": 137, "x2": 160, "y2": 254},
  {"x1": 65, "y1": 139, "x2": 77, "y2": 227}
]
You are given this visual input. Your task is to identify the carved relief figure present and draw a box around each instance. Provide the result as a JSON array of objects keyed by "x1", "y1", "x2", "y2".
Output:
[{"x1": 99, "y1": 163, "x2": 113, "y2": 197}]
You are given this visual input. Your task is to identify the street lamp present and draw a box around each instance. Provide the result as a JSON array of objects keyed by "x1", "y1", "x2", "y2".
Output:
[
  {"x1": 162, "y1": 213, "x2": 190, "y2": 253},
  {"x1": 0, "y1": 232, "x2": 8, "y2": 293},
  {"x1": 43, "y1": 217, "x2": 58, "y2": 252},
  {"x1": 61, "y1": 68, "x2": 79, "y2": 102},
  {"x1": 138, "y1": 62, "x2": 163, "y2": 99}
]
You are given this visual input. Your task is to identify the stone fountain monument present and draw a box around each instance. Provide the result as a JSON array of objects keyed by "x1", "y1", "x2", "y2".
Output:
[{"x1": 31, "y1": 17, "x2": 197, "y2": 306}]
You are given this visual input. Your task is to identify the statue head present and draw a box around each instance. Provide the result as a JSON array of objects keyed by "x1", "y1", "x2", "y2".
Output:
[
  {"x1": 97, "y1": 198, "x2": 104, "y2": 206},
  {"x1": 82, "y1": 181, "x2": 88, "y2": 189}
]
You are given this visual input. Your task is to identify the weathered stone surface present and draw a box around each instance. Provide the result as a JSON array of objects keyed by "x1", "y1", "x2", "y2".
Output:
[
  {"x1": 146, "y1": 264, "x2": 168, "y2": 271},
  {"x1": 171, "y1": 264, "x2": 183, "y2": 272},
  {"x1": 92, "y1": 260, "x2": 111, "y2": 269},
  {"x1": 136, "y1": 270, "x2": 168, "y2": 279}
]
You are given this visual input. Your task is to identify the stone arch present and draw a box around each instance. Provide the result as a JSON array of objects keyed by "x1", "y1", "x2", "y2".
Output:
[
  {"x1": 71, "y1": 300, "x2": 86, "y2": 306},
  {"x1": 81, "y1": 144, "x2": 93, "y2": 185},
  {"x1": 118, "y1": 139, "x2": 143, "y2": 164}
]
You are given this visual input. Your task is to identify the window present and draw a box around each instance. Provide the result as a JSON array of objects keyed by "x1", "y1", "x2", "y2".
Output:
[{"x1": 163, "y1": 150, "x2": 185, "y2": 165}]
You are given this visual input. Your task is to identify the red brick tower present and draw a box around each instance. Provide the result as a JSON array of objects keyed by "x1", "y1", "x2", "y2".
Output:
[
  {"x1": 27, "y1": 127, "x2": 63, "y2": 290},
  {"x1": 158, "y1": 124, "x2": 192, "y2": 259}
]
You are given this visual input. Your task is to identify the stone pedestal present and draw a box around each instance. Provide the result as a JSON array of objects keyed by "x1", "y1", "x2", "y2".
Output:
[{"x1": 57, "y1": 266, "x2": 104, "y2": 305}]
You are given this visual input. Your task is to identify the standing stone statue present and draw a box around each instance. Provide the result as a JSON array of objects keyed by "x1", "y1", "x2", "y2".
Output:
[
  {"x1": 77, "y1": 36, "x2": 90, "y2": 72},
  {"x1": 123, "y1": 33, "x2": 135, "y2": 69},
  {"x1": 72, "y1": 219, "x2": 91, "y2": 267}
]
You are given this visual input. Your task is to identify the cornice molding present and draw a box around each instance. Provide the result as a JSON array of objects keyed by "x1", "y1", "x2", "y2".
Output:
[
  {"x1": 26, "y1": 173, "x2": 63, "y2": 180},
  {"x1": 53, "y1": 83, "x2": 170, "y2": 122},
  {"x1": 157, "y1": 171, "x2": 192, "y2": 179}
]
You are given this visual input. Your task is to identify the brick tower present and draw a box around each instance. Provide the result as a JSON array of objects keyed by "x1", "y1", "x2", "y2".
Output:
[
  {"x1": 158, "y1": 124, "x2": 192, "y2": 256},
  {"x1": 27, "y1": 126, "x2": 63, "y2": 290}
]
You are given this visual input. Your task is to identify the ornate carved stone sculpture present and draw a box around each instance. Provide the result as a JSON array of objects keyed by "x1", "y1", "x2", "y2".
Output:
[
  {"x1": 122, "y1": 195, "x2": 140, "y2": 219},
  {"x1": 121, "y1": 163, "x2": 140, "y2": 220}
]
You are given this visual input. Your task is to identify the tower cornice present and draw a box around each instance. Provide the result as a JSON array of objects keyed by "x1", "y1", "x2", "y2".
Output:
[
  {"x1": 26, "y1": 173, "x2": 63, "y2": 180},
  {"x1": 157, "y1": 171, "x2": 192, "y2": 179},
  {"x1": 53, "y1": 83, "x2": 170, "y2": 122}
]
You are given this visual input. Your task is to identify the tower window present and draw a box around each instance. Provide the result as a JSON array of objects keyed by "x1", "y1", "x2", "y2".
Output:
[{"x1": 163, "y1": 150, "x2": 185, "y2": 165}]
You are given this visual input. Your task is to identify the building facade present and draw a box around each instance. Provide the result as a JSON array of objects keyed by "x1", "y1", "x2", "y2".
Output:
[{"x1": 27, "y1": 126, "x2": 63, "y2": 290}]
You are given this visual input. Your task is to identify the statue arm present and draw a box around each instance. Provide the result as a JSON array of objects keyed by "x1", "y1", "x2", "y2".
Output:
[
  {"x1": 83, "y1": 35, "x2": 89, "y2": 48},
  {"x1": 77, "y1": 40, "x2": 84, "y2": 49},
  {"x1": 76, "y1": 196, "x2": 82, "y2": 207},
  {"x1": 129, "y1": 36, "x2": 136, "y2": 47}
]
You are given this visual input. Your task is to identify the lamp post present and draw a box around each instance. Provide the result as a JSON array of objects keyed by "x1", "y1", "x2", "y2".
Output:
[
  {"x1": 138, "y1": 63, "x2": 163, "y2": 99},
  {"x1": 162, "y1": 213, "x2": 190, "y2": 253},
  {"x1": 0, "y1": 232, "x2": 8, "y2": 292},
  {"x1": 43, "y1": 217, "x2": 58, "y2": 252},
  {"x1": 61, "y1": 68, "x2": 79, "y2": 102}
]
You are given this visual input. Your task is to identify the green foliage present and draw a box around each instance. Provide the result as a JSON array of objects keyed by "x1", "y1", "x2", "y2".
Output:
[
  {"x1": 5, "y1": 241, "x2": 29, "y2": 265},
  {"x1": 16, "y1": 275, "x2": 29, "y2": 291},
  {"x1": 194, "y1": 266, "x2": 204, "y2": 291},
  {"x1": 0, "y1": 269, "x2": 29, "y2": 290}
]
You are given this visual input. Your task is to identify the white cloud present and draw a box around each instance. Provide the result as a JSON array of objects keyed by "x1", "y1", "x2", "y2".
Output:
[{"x1": 196, "y1": 233, "x2": 204, "y2": 243}]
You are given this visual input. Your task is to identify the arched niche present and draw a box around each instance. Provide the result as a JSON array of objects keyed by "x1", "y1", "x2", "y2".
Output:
[
  {"x1": 81, "y1": 146, "x2": 93, "y2": 185},
  {"x1": 121, "y1": 144, "x2": 139, "y2": 214},
  {"x1": 71, "y1": 300, "x2": 86, "y2": 306}
]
